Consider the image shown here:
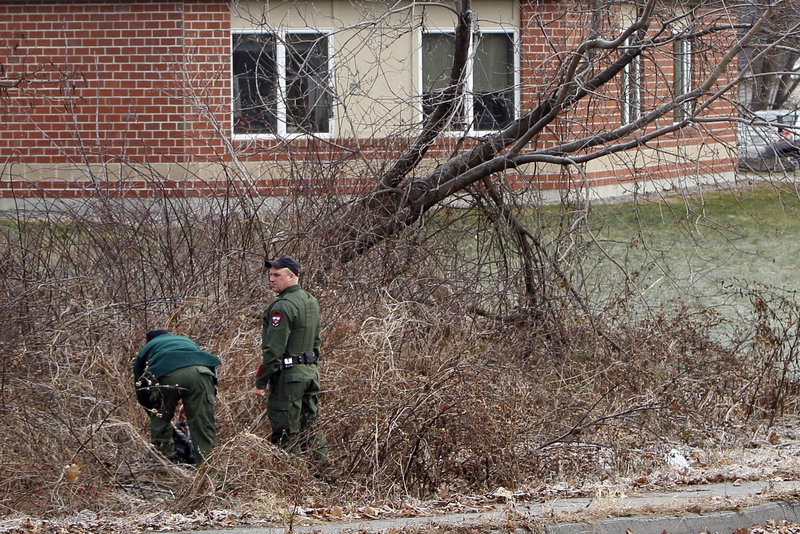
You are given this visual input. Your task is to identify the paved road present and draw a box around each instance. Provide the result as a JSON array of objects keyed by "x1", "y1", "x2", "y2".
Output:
[{"x1": 170, "y1": 480, "x2": 800, "y2": 534}]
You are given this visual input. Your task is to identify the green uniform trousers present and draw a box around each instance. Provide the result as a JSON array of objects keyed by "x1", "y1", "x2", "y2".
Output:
[
  {"x1": 149, "y1": 365, "x2": 217, "y2": 463},
  {"x1": 267, "y1": 364, "x2": 329, "y2": 463}
]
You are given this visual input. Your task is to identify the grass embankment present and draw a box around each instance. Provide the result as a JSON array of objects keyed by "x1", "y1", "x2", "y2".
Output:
[{"x1": 586, "y1": 183, "x2": 800, "y2": 316}]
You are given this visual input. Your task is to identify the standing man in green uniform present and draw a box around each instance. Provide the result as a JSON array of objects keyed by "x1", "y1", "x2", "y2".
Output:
[
  {"x1": 253, "y1": 255, "x2": 329, "y2": 466},
  {"x1": 134, "y1": 329, "x2": 222, "y2": 464}
]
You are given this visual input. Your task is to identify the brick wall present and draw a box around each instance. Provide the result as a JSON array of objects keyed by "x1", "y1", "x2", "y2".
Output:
[
  {"x1": 0, "y1": 0, "x2": 230, "y2": 199},
  {"x1": 0, "y1": 0, "x2": 738, "y2": 201},
  {"x1": 1, "y1": 1, "x2": 230, "y2": 161},
  {"x1": 517, "y1": 0, "x2": 738, "y2": 193}
]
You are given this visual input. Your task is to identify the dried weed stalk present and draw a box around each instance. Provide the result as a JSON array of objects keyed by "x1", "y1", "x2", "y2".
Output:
[{"x1": 1, "y1": 190, "x2": 799, "y2": 519}]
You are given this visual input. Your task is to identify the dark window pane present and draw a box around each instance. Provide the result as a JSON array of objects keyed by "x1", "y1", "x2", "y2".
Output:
[
  {"x1": 473, "y1": 91, "x2": 514, "y2": 130},
  {"x1": 232, "y1": 33, "x2": 277, "y2": 134},
  {"x1": 622, "y1": 60, "x2": 641, "y2": 123},
  {"x1": 473, "y1": 33, "x2": 514, "y2": 130},
  {"x1": 422, "y1": 33, "x2": 456, "y2": 92},
  {"x1": 285, "y1": 33, "x2": 330, "y2": 134},
  {"x1": 422, "y1": 32, "x2": 465, "y2": 128},
  {"x1": 673, "y1": 38, "x2": 692, "y2": 122},
  {"x1": 422, "y1": 88, "x2": 467, "y2": 128}
]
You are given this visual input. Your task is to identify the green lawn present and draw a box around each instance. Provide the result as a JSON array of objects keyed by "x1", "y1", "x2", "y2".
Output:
[{"x1": 585, "y1": 183, "x2": 800, "y2": 319}]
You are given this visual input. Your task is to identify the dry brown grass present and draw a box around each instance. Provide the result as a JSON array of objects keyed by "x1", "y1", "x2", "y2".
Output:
[{"x1": 1, "y1": 195, "x2": 799, "y2": 521}]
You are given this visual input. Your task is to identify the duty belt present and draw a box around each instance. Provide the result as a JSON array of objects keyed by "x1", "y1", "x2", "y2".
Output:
[{"x1": 280, "y1": 351, "x2": 318, "y2": 369}]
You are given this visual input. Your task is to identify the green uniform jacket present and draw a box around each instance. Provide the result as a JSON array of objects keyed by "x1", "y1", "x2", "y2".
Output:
[
  {"x1": 134, "y1": 334, "x2": 222, "y2": 407},
  {"x1": 256, "y1": 284, "x2": 321, "y2": 390}
]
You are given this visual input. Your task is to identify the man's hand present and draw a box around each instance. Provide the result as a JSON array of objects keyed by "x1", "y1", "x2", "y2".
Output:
[{"x1": 253, "y1": 388, "x2": 267, "y2": 397}]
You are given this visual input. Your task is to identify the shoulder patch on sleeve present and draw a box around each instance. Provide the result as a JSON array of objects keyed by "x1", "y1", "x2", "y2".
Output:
[{"x1": 270, "y1": 313, "x2": 282, "y2": 327}]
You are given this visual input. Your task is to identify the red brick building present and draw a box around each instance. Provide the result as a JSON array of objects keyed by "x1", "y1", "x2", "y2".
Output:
[{"x1": 0, "y1": 0, "x2": 738, "y2": 203}]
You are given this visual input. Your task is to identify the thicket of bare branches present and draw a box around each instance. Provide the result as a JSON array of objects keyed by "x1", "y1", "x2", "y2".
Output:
[
  {"x1": 2, "y1": 186, "x2": 799, "y2": 519},
  {"x1": 740, "y1": 0, "x2": 800, "y2": 111},
  {"x1": 3, "y1": 0, "x2": 800, "y2": 523}
]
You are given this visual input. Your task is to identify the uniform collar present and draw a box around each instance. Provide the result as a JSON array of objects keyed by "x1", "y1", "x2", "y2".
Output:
[{"x1": 278, "y1": 284, "x2": 301, "y2": 297}]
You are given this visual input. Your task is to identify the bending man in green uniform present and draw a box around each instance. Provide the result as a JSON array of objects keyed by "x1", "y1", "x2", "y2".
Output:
[
  {"x1": 253, "y1": 255, "x2": 329, "y2": 467},
  {"x1": 134, "y1": 329, "x2": 222, "y2": 464}
]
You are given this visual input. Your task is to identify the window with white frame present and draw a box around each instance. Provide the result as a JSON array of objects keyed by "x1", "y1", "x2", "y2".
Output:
[
  {"x1": 621, "y1": 38, "x2": 641, "y2": 124},
  {"x1": 421, "y1": 30, "x2": 517, "y2": 132},
  {"x1": 673, "y1": 35, "x2": 692, "y2": 122},
  {"x1": 232, "y1": 31, "x2": 332, "y2": 136}
]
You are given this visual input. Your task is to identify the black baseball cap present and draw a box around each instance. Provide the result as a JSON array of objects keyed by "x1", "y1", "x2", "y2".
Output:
[
  {"x1": 146, "y1": 329, "x2": 169, "y2": 342},
  {"x1": 265, "y1": 254, "x2": 300, "y2": 276}
]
